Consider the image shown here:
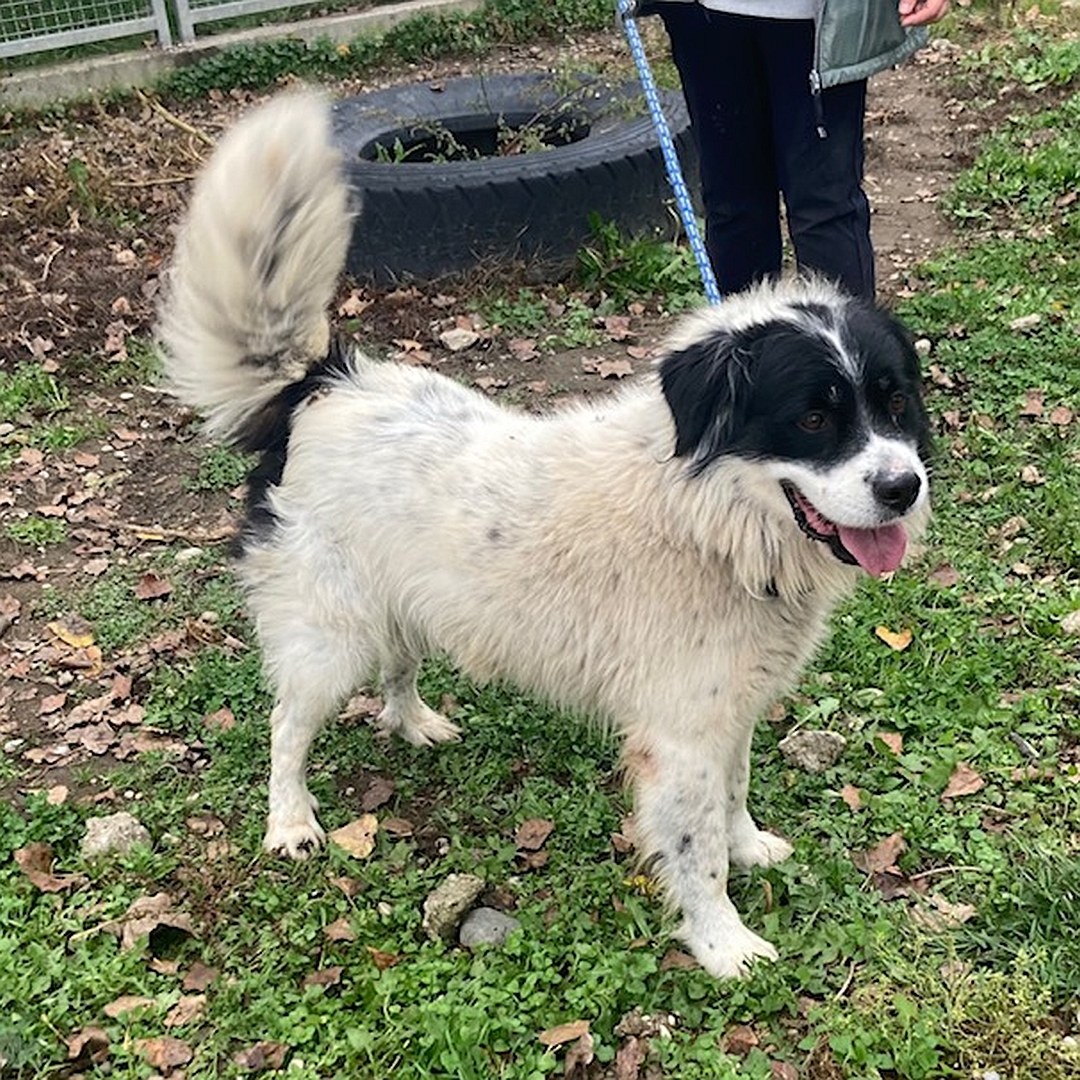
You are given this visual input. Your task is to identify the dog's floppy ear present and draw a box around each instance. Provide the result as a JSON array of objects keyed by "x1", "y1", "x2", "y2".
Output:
[{"x1": 659, "y1": 330, "x2": 752, "y2": 469}]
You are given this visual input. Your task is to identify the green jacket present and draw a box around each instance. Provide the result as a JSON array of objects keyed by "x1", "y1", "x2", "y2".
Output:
[
  {"x1": 811, "y1": 0, "x2": 928, "y2": 89},
  {"x1": 630, "y1": 1, "x2": 928, "y2": 90}
]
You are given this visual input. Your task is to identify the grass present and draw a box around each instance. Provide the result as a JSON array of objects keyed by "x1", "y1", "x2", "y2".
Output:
[{"x1": 3, "y1": 13, "x2": 1080, "y2": 1080}]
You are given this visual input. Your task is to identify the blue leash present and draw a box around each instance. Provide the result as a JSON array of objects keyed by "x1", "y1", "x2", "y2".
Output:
[{"x1": 617, "y1": 0, "x2": 722, "y2": 305}]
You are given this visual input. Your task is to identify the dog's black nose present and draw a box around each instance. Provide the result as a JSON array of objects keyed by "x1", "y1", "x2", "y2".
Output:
[{"x1": 871, "y1": 471, "x2": 921, "y2": 514}]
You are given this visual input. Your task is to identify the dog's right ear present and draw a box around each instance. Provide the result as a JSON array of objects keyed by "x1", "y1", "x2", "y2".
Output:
[{"x1": 659, "y1": 331, "x2": 751, "y2": 470}]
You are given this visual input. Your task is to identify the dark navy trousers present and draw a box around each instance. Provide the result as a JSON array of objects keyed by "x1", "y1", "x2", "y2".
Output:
[{"x1": 660, "y1": 6, "x2": 875, "y2": 298}]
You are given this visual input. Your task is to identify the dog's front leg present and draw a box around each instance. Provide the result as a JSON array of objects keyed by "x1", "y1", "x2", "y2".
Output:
[
  {"x1": 627, "y1": 732, "x2": 779, "y2": 978},
  {"x1": 727, "y1": 724, "x2": 794, "y2": 869}
]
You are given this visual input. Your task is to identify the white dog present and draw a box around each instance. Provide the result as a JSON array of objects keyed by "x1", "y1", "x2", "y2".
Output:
[{"x1": 159, "y1": 93, "x2": 930, "y2": 978}]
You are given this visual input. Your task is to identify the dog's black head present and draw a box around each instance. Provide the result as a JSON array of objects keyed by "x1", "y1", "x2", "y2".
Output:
[{"x1": 659, "y1": 289, "x2": 930, "y2": 576}]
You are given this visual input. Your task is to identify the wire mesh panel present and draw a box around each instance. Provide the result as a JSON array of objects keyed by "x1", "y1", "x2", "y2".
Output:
[
  {"x1": 172, "y1": 0, "x2": 312, "y2": 43},
  {"x1": 0, "y1": 0, "x2": 172, "y2": 58}
]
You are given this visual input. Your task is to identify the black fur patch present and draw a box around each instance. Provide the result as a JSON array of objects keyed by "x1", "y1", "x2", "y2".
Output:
[
  {"x1": 659, "y1": 303, "x2": 930, "y2": 476},
  {"x1": 234, "y1": 336, "x2": 353, "y2": 553}
]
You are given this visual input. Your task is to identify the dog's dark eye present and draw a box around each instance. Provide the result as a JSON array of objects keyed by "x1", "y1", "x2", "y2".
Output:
[
  {"x1": 799, "y1": 411, "x2": 828, "y2": 433},
  {"x1": 887, "y1": 392, "x2": 907, "y2": 417}
]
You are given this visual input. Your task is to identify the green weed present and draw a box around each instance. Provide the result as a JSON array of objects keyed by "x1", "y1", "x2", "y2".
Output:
[{"x1": 4, "y1": 515, "x2": 69, "y2": 547}]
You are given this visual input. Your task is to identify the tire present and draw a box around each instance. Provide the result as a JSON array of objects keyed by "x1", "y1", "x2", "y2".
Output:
[{"x1": 330, "y1": 73, "x2": 698, "y2": 283}]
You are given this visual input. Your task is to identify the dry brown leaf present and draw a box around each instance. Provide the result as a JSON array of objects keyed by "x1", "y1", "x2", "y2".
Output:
[
  {"x1": 1049, "y1": 404, "x2": 1074, "y2": 426},
  {"x1": 853, "y1": 831, "x2": 906, "y2": 875},
  {"x1": 366, "y1": 946, "x2": 402, "y2": 971},
  {"x1": 337, "y1": 289, "x2": 371, "y2": 317},
  {"x1": 323, "y1": 917, "x2": 357, "y2": 942},
  {"x1": 361, "y1": 776, "x2": 395, "y2": 812},
  {"x1": 233, "y1": 1040, "x2": 289, "y2": 1072},
  {"x1": 101, "y1": 892, "x2": 195, "y2": 951},
  {"x1": 941, "y1": 762, "x2": 985, "y2": 799},
  {"x1": 134, "y1": 572, "x2": 172, "y2": 600},
  {"x1": 659, "y1": 948, "x2": 699, "y2": 971},
  {"x1": 65, "y1": 1026, "x2": 110, "y2": 1065},
  {"x1": 14, "y1": 842, "x2": 87, "y2": 892},
  {"x1": 39, "y1": 692, "x2": 67, "y2": 714},
  {"x1": 615, "y1": 1035, "x2": 647, "y2": 1080},
  {"x1": 564, "y1": 1030, "x2": 595, "y2": 1074},
  {"x1": 1019, "y1": 390, "x2": 1045, "y2": 418},
  {"x1": 104, "y1": 994, "x2": 156, "y2": 1018},
  {"x1": 538, "y1": 1019, "x2": 591, "y2": 1047},
  {"x1": 910, "y1": 892, "x2": 977, "y2": 931},
  {"x1": 875, "y1": 625, "x2": 913, "y2": 651},
  {"x1": 381, "y1": 816, "x2": 414, "y2": 838},
  {"x1": 328, "y1": 814, "x2": 378, "y2": 859},
  {"x1": 840, "y1": 784, "x2": 863, "y2": 811},
  {"x1": 302, "y1": 966, "x2": 343, "y2": 989},
  {"x1": 771, "y1": 1062, "x2": 799, "y2": 1080},
  {"x1": 723, "y1": 1024, "x2": 760, "y2": 1056},
  {"x1": 583, "y1": 356, "x2": 634, "y2": 379},
  {"x1": 876, "y1": 731, "x2": 904, "y2": 755},
  {"x1": 203, "y1": 707, "x2": 236, "y2": 731},
  {"x1": 509, "y1": 338, "x2": 538, "y2": 361},
  {"x1": 602, "y1": 315, "x2": 633, "y2": 341},
  {"x1": 181, "y1": 961, "x2": 218, "y2": 992},
  {"x1": 515, "y1": 817, "x2": 555, "y2": 852},
  {"x1": 136, "y1": 1036, "x2": 193, "y2": 1070},
  {"x1": 928, "y1": 564, "x2": 961, "y2": 588},
  {"x1": 165, "y1": 994, "x2": 206, "y2": 1028}
]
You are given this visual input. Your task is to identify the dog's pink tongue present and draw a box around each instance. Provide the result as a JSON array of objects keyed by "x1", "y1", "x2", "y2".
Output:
[{"x1": 838, "y1": 523, "x2": 908, "y2": 577}]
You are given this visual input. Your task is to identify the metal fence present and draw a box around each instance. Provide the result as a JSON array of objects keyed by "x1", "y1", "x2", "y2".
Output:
[
  {"x1": 0, "y1": 0, "x2": 173, "y2": 59},
  {"x1": 173, "y1": 0, "x2": 315, "y2": 44},
  {"x1": 0, "y1": 0, "x2": 352, "y2": 58}
]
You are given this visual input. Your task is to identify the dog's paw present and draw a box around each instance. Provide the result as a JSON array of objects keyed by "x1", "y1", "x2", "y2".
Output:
[
  {"x1": 264, "y1": 814, "x2": 326, "y2": 859},
  {"x1": 378, "y1": 702, "x2": 461, "y2": 747},
  {"x1": 729, "y1": 827, "x2": 794, "y2": 870},
  {"x1": 684, "y1": 923, "x2": 780, "y2": 979}
]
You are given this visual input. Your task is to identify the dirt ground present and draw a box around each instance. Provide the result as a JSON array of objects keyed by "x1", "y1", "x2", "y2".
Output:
[{"x1": 0, "y1": 27, "x2": 994, "y2": 785}]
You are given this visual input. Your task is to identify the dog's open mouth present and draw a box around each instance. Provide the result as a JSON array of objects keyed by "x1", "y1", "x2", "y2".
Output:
[{"x1": 781, "y1": 482, "x2": 907, "y2": 577}]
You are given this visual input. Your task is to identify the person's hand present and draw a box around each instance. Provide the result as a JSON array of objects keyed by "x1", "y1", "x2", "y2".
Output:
[{"x1": 898, "y1": 0, "x2": 949, "y2": 26}]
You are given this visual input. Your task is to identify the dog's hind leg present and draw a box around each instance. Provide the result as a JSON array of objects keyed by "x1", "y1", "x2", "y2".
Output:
[
  {"x1": 376, "y1": 652, "x2": 460, "y2": 746},
  {"x1": 727, "y1": 725, "x2": 794, "y2": 869},
  {"x1": 262, "y1": 626, "x2": 371, "y2": 859},
  {"x1": 627, "y1": 732, "x2": 779, "y2": 979}
]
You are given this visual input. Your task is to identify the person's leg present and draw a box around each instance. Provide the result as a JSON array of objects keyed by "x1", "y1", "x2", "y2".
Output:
[
  {"x1": 759, "y1": 19, "x2": 875, "y2": 297},
  {"x1": 660, "y1": 7, "x2": 782, "y2": 294}
]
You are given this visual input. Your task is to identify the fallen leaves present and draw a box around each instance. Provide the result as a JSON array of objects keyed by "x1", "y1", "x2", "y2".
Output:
[
  {"x1": 874, "y1": 624, "x2": 913, "y2": 651},
  {"x1": 135, "y1": 1035, "x2": 193, "y2": 1071},
  {"x1": 14, "y1": 841, "x2": 87, "y2": 892},
  {"x1": 233, "y1": 1040, "x2": 289, "y2": 1072},
  {"x1": 134, "y1": 571, "x2": 173, "y2": 600},
  {"x1": 328, "y1": 814, "x2": 378, "y2": 859},
  {"x1": 941, "y1": 762, "x2": 985, "y2": 799},
  {"x1": 515, "y1": 816, "x2": 555, "y2": 870},
  {"x1": 98, "y1": 891, "x2": 196, "y2": 952}
]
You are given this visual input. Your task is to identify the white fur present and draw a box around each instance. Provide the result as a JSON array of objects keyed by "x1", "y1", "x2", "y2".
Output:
[{"x1": 159, "y1": 94, "x2": 929, "y2": 979}]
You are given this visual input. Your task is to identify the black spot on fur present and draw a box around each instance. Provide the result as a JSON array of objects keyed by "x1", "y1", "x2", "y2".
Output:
[
  {"x1": 234, "y1": 336, "x2": 353, "y2": 553},
  {"x1": 256, "y1": 195, "x2": 305, "y2": 287},
  {"x1": 678, "y1": 833, "x2": 693, "y2": 854}
]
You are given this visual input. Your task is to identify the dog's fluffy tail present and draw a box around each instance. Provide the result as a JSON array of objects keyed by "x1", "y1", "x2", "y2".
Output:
[{"x1": 158, "y1": 92, "x2": 350, "y2": 444}]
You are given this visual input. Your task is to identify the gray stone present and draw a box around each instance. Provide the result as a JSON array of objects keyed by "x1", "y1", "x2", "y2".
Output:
[
  {"x1": 421, "y1": 873, "x2": 485, "y2": 941},
  {"x1": 458, "y1": 907, "x2": 521, "y2": 948},
  {"x1": 778, "y1": 729, "x2": 847, "y2": 773},
  {"x1": 80, "y1": 811, "x2": 152, "y2": 858}
]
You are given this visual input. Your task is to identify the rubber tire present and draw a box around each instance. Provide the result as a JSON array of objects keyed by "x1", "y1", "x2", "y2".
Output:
[{"x1": 330, "y1": 73, "x2": 698, "y2": 283}]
